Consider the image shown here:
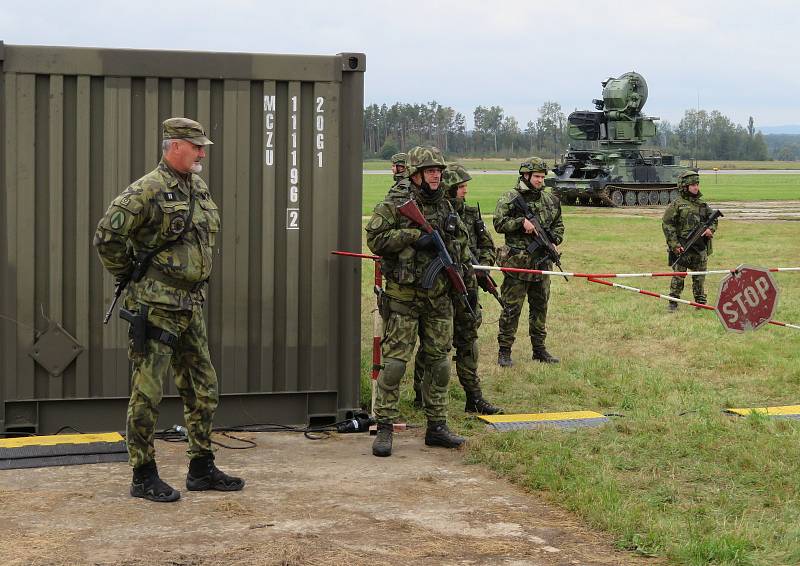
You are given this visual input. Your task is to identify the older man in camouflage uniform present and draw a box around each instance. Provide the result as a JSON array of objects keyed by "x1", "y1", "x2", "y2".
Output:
[
  {"x1": 494, "y1": 157, "x2": 564, "y2": 366},
  {"x1": 94, "y1": 117, "x2": 244, "y2": 502},
  {"x1": 366, "y1": 146, "x2": 473, "y2": 457},
  {"x1": 412, "y1": 163, "x2": 502, "y2": 415},
  {"x1": 663, "y1": 170, "x2": 719, "y2": 311}
]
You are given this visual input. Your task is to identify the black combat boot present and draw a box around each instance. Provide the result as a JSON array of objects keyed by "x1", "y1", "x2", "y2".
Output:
[
  {"x1": 413, "y1": 388, "x2": 423, "y2": 409},
  {"x1": 465, "y1": 391, "x2": 503, "y2": 415},
  {"x1": 667, "y1": 301, "x2": 679, "y2": 312},
  {"x1": 498, "y1": 347, "x2": 513, "y2": 367},
  {"x1": 130, "y1": 460, "x2": 181, "y2": 503},
  {"x1": 372, "y1": 422, "x2": 393, "y2": 457},
  {"x1": 186, "y1": 454, "x2": 245, "y2": 491},
  {"x1": 425, "y1": 421, "x2": 465, "y2": 449},
  {"x1": 532, "y1": 345, "x2": 560, "y2": 364}
]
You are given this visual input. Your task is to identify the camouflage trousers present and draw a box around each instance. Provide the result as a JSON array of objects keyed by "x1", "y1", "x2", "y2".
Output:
[
  {"x1": 377, "y1": 293, "x2": 453, "y2": 423},
  {"x1": 498, "y1": 274, "x2": 550, "y2": 349},
  {"x1": 124, "y1": 298, "x2": 218, "y2": 468},
  {"x1": 669, "y1": 251, "x2": 708, "y2": 304},
  {"x1": 413, "y1": 296, "x2": 483, "y2": 395}
]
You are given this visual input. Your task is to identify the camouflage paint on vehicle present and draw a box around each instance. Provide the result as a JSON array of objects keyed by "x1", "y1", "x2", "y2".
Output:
[{"x1": 546, "y1": 72, "x2": 692, "y2": 207}]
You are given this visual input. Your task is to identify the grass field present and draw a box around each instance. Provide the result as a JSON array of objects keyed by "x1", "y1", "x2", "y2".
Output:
[
  {"x1": 347, "y1": 212, "x2": 800, "y2": 565},
  {"x1": 364, "y1": 159, "x2": 800, "y2": 171},
  {"x1": 361, "y1": 173, "x2": 800, "y2": 215},
  {"x1": 687, "y1": 160, "x2": 800, "y2": 171}
]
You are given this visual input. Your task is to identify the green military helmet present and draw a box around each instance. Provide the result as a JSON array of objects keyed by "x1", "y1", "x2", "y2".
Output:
[
  {"x1": 678, "y1": 170, "x2": 700, "y2": 188},
  {"x1": 390, "y1": 152, "x2": 407, "y2": 166},
  {"x1": 406, "y1": 146, "x2": 447, "y2": 176},
  {"x1": 443, "y1": 163, "x2": 472, "y2": 196},
  {"x1": 519, "y1": 156, "x2": 548, "y2": 175}
]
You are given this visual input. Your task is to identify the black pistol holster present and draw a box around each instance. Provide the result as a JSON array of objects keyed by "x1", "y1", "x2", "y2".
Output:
[{"x1": 120, "y1": 304, "x2": 178, "y2": 354}]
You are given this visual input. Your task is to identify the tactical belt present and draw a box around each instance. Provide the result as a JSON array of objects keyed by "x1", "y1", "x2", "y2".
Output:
[{"x1": 145, "y1": 266, "x2": 207, "y2": 292}]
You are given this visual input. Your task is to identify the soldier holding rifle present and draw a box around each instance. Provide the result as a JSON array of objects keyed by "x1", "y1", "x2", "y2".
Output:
[
  {"x1": 366, "y1": 146, "x2": 474, "y2": 457},
  {"x1": 662, "y1": 170, "x2": 720, "y2": 311},
  {"x1": 493, "y1": 157, "x2": 565, "y2": 367},
  {"x1": 412, "y1": 163, "x2": 503, "y2": 415}
]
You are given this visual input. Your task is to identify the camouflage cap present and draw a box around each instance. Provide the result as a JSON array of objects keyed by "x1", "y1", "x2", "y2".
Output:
[
  {"x1": 406, "y1": 146, "x2": 446, "y2": 176},
  {"x1": 678, "y1": 170, "x2": 700, "y2": 187},
  {"x1": 519, "y1": 156, "x2": 547, "y2": 174},
  {"x1": 162, "y1": 117, "x2": 213, "y2": 146},
  {"x1": 390, "y1": 152, "x2": 407, "y2": 166},
  {"x1": 443, "y1": 163, "x2": 472, "y2": 195}
]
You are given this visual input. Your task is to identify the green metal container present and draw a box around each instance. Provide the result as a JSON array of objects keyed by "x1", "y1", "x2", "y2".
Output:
[{"x1": 0, "y1": 42, "x2": 365, "y2": 433}]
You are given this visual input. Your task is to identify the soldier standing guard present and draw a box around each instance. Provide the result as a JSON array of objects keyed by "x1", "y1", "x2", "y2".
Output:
[
  {"x1": 390, "y1": 152, "x2": 407, "y2": 183},
  {"x1": 385, "y1": 152, "x2": 410, "y2": 202},
  {"x1": 94, "y1": 117, "x2": 244, "y2": 502},
  {"x1": 366, "y1": 146, "x2": 473, "y2": 457},
  {"x1": 493, "y1": 157, "x2": 564, "y2": 367},
  {"x1": 662, "y1": 170, "x2": 719, "y2": 311},
  {"x1": 412, "y1": 163, "x2": 502, "y2": 414}
]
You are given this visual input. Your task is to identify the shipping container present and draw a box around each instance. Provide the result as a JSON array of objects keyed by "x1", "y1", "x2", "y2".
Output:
[{"x1": 0, "y1": 42, "x2": 365, "y2": 433}]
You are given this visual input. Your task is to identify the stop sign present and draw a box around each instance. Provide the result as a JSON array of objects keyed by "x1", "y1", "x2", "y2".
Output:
[{"x1": 715, "y1": 265, "x2": 779, "y2": 333}]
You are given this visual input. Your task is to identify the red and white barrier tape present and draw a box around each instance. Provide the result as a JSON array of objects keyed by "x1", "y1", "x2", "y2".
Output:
[
  {"x1": 473, "y1": 265, "x2": 800, "y2": 279},
  {"x1": 587, "y1": 277, "x2": 800, "y2": 331}
]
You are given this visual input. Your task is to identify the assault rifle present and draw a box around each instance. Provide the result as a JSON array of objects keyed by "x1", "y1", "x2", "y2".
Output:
[
  {"x1": 397, "y1": 199, "x2": 476, "y2": 320},
  {"x1": 468, "y1": 250, "x2": 504, "y2": 309},
  {"x1": 511, "y1": 194, "x2": 569, "y2": 282},
  {"x1": 670, "y1": 208, "x2": 724, "y2": 270},
  {"x1": 469, "y1": 203, "x2": 504, "y2": 308},
  {"x1": 102, "y1": 261, "x2": 149, "y2": 324}
]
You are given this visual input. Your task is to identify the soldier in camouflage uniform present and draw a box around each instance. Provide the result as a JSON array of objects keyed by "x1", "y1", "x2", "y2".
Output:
[
  {"x1": 493, "y1": 157, "x2": 564, "y2": 366},
  {"x1": 662, "y1": 170, "x2": 719, "y2": 311},
  {"x1": 391, "y1": 152, "x2": 407, "y2": 183},
  {"x1": 366, "y1": 146, "x2": 472, "y2": 457},
  {"x1": 94, "y1": 118, "x2": 244, "y2": 502},
  {"x1": 412, "y1": 163, "x2": 502, "y2": 414},
  {"x1": 385, "y1": 152, "x2": 410, "y2": 203}
]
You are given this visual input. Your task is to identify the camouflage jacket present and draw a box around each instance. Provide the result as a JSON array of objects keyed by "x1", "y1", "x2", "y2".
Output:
[
  {"x1": 94, "y1": 159, "x2": 221, "y2": 310},
  {"x1": 662, "y1": 188, "x2": 717, "y2": 256},
  {"x1": 385, "y1": 177, "x2": 412, "y2": 203},
  {"x1": 450, "y1": 197, "x2": 496, "y2": 266},
  {"x1": 366, "y1": 183, "x2": 474, "y2": 301},
  {"x1": 493, "y1": 179, "x2": 564, "y2": 280}
]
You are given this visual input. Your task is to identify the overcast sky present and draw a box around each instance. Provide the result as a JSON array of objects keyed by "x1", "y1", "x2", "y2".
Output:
[{"x1": 2, "y1": 0, "x2": 797, "y2": 129}]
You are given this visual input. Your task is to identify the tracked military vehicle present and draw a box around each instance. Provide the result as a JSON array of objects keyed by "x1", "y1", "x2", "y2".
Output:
[{"x1": 547, "y1": 72, "x2": 691, "y2": 207}]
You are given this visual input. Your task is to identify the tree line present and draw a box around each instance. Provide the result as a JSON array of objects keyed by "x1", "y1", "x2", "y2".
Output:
[{"x1": 363, "y1": 101, "x2": 794, "y2": 162}]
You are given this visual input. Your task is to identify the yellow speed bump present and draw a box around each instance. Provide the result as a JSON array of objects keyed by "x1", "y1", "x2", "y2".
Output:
[
  {"x1": 0, "y1": 432, "x2": 123, "y2": 449},
  {"x1": 725, "y1": 405, "x2": 800, "y2": 417},
  {"x1": 0, "y1": 432, "x2": 127, "y2": 470},
  {"x1": 478, "y1": 411, "x2": 609, "y2": 431}
]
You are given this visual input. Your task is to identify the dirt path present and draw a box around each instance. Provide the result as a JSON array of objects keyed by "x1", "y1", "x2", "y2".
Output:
[{"x1": 0, "y1": 431, "x2": 661, "y2": 566}]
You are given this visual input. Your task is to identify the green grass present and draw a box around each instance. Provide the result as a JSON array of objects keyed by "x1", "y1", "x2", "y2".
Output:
[
  {"x1": 348, "y1": 213, "x2": 800, "y2": 565},
  {"x1": 686, "y1": 160, "x2": 800, "y2": 170},
  {"x1": 361, "y1": 174, "x2": 800, "y2": 214}
]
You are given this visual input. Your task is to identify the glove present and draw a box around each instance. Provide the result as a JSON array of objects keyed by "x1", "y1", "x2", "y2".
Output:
[{"x1": 412, "y1": 232, "x2": 436, "y2": 251}]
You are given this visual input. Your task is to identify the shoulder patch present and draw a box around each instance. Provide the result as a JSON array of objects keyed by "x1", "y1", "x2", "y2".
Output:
[
  {"x1": 367, "y1": 215, "x2": 385, "y2": 231},
  {"x1": 109, "y1": 209, "x2": 127, "y2": 231}
]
